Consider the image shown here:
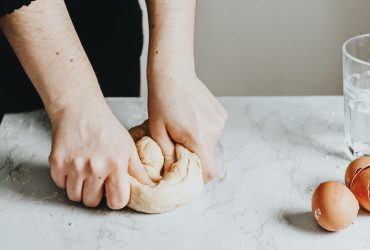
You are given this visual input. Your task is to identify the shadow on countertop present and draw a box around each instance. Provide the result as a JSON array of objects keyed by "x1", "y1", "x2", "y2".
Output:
[
  {"x1": 280, "y1": 211, "x2": 330, "y2": 235},
  {"x1": 0, "y1": 159, "x2": 135, "y2": 214},
  {"x1": 0, "y1": 109, "x2": 139, "y2": 214}
]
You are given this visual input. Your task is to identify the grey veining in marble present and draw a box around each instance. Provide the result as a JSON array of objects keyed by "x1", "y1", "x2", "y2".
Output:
[{"x1": 0, "y1": 97, "x2": 369, "y2": 250}]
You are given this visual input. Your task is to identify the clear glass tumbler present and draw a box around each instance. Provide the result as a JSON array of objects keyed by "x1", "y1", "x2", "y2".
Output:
[{"x1": 343, "y1": 34, "x2": 370, "y2": 159}]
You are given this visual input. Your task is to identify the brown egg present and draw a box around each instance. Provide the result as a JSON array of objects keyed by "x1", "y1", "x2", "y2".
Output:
[
  {"x1": 312, "y1": 181, "x2": 359, "y2": 231},
  {"x1": 345, "y1": 156, "x2": 370, "y2": 187},
  {"x1": 349, "y1": 167, "x2": 370, "y2": 211}
]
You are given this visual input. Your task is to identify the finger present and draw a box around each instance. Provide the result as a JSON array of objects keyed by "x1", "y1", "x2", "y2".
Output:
[
  {"x1": 50, "y1": 168, "x2": 66, "y2": 189},
  {"x1": 128, "y1": 150, "x2": 153, "y2": 185},
  {"x1": 82, "y1": 175, "x2": 105, "y2": 207},
  {"x1": 105, "y1": 168, "x2": 130, "y2": 210},
  {"x1": 66, "y1": 174, "x2": 84, "y2": 202},
  {"x1": 191, "y1": 144, "x2": 218, "y2": 183},
  {"x1": 150, "y1": 124, "x2": 176, "y2": 174},
  {"x1": 49, "y1": 155, "x2": 66, "y2": 189}
]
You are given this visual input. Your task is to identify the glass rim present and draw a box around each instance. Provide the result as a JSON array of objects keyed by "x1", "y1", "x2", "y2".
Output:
[{"x1": 343, "y1": 34, "x2": 370, "y2": 66}]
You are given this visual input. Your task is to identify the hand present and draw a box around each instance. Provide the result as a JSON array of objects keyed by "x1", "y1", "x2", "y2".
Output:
[
  {"x1": 148, "y1": 73, "x2": 227, "y2": 181},
  {"x1": 48, "y1": 99, "x2": 151, "y2": 209},
  {"x1": 0, "y1": 0, "x2": 152, "y2": 208}
]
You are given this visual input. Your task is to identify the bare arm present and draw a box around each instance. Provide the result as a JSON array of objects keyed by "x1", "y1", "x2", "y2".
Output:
[
  {"x1": 0, "y1": 0, "x2": 102, "y2": 116},
  {"x1": 146, "y1": 0, "x2": 227, "y2": 181},
  {"x1": 146, "y1": 0, "x2": 196, "y2": 78},
  {"x1": 0, "y1": 0, "x2": 150, "y2": 208}
]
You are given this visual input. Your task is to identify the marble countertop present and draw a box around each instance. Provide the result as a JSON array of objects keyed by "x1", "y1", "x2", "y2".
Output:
[{"x1": 0, "y1": 96, "x2": 369, "y2": 250}]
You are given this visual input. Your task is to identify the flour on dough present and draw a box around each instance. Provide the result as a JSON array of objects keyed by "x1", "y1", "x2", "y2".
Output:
[{"x1": 128, "y1": 123, "x2": 204, "y2": 213}]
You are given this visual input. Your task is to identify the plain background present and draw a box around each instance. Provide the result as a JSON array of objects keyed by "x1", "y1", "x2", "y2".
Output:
[{"x1": 139, "y1": 0, "x2": 370, "y2": 97}]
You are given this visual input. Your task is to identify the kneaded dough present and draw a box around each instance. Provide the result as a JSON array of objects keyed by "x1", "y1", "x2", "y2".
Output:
[{"x1": 127, "y1": 122, "x2": 204, "y2": 213}]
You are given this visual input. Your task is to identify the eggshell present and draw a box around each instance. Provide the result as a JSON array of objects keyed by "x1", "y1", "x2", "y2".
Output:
[
  {"x1": 312, "y1": 181, "x2": 359, "y2": 231},
  {"x1": 350, "y1": 168, "x2": 370, "y2": 212},
  {"x1": 345, "y1": 156, "x2": 370, "y2": 187}
]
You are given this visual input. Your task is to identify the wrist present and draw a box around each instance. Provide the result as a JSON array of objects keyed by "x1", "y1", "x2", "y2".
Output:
[
  {"x1": 46, "y1": 86, "x2": 107, "y2": 124},
  {"x1": 147, "y1": 61, "x2": 197, "y2": 86},
  {"x1": 147, "y1": 47, "x2": 196, "y2": 82}
]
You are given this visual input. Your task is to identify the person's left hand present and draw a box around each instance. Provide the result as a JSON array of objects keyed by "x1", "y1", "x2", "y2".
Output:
[{"x1": 148, "y1": 73, "x2": 227, "y2": 182}]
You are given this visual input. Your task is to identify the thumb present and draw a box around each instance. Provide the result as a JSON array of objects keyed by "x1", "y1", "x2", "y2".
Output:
[
  {"x1": 128, "y1": 149, "x2": 153, "y2": 185},
  {"x1": 150, "y1": 126, "x2": 176, "y2": 174}
]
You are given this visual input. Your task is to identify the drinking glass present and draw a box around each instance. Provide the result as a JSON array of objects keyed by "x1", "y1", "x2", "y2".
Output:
[{"x1": 343, "y1": 34, "x2": 370, "y2": 158}]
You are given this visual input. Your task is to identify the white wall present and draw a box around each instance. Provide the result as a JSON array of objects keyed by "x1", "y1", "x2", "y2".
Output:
[
  {"x1": 138, "y1": 0, "x2": 149, "y2": 97},
  {"x1": 141, "y1": 0, "x2": 370, "y2": 96},
  {"x1": 195, "y1": 0, "x2": 370, "y2": 96}
]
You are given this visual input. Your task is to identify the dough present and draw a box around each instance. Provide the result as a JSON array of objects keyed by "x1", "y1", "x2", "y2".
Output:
[{"x1": 127, "y1": 122, "x2": 204, "y2": 213}]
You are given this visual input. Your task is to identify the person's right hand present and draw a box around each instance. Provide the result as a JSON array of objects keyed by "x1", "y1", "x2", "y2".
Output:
[
  {"x1": 0, "y1": 0, "x2": 152, "y2": 209},
  {"x1": 48, "y1": 99, "x2": 151, "y2": 209}
]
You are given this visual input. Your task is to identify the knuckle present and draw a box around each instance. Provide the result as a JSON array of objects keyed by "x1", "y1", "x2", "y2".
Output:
[
  {"x1": 108, "y1": 156, "x2": 127, "y2": 173},
  {"x1": 107, "y1": 157, "x2": 121, "y2": 168},
  {"x1": 72, "y1": 157, "x2": 84, "y2": 168},
  {"x1": 68, "y1": 157, "x2": 85, "y2": 176},
  {"x1": 48, "y1": 153, "x2": 62, "y2": 168},
  {"x1": 70, "y1": 164, "x2": 84, "y2": 176},
  {"x1": 86, "y1": 157, "x2": 106, "y2": 176}
]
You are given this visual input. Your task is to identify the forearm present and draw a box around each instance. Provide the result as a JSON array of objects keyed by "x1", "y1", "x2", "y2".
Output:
[
  {"x1": 0, "y1": 0, "x2": 104, "y2": 117},
  {"x1": 146, "y1": 0, "x2": 197, "y2": 80}
]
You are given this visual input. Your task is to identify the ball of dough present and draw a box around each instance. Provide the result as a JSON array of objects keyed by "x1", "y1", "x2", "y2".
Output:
[
  {"x1": 135, "y1": 137, "x2": 164, "y2": 182},
  {"x1": 127, "y1": 123, "x2": 204, "y2": 213}
]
